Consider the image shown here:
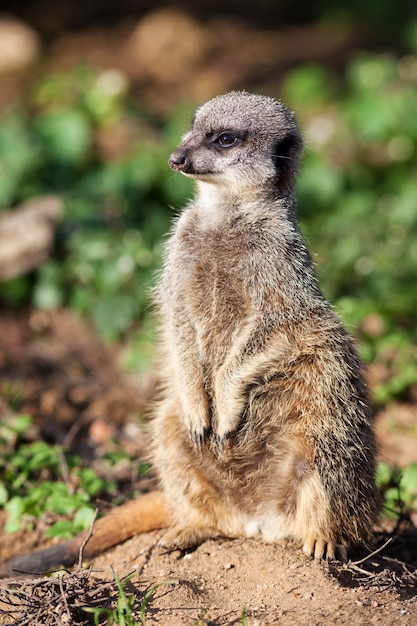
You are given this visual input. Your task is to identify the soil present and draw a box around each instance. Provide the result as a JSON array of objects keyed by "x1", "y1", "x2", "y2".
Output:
[
  {"x1": 0, "y1": 308, "x2": 416, "y2": 625},
  {"x1": 89, "y1": 529, "x2": 417, "y2": 626}
]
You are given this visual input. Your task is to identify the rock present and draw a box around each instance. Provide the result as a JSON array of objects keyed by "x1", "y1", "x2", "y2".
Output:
[
  {"x1": 0, "y1": 195, "x2": 63, "y2": 280},
  {"x1": 124, "y1": 8, "x2": 209, "y2": 84},
  {"x1": 0, "y1": 15, "x2": 41, "y2": 73}
]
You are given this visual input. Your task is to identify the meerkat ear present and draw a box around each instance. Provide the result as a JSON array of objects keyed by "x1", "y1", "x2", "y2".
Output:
[
  {"x1": 271, "y1": 132, "x2": 302, "y2": 195},
  {"x1": 272, "y1": 133, "x2": 299, "y2": 170}
]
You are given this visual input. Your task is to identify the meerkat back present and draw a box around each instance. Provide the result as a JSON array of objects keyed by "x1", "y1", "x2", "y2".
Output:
[{"x1": 152, "y1": 91, "x2": 380, "y2": 559}]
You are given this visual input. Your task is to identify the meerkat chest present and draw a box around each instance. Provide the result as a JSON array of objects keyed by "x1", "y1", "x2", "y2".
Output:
[
  {"x1": 184, "y1": 252, "x2": 246, "y2": 350},
  {"x1": 170, "y1": 214, "x2": 246, "y2": 308},
  {"x1": 166, "y1": 213, "x2": 251, "y2": 358}
]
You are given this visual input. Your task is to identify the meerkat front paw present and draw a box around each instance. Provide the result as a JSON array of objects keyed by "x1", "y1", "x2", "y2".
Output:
[
  {"x1": 214, "y1": 382, "x2": 245, "y2": 443},
  {"x1": 182, "y1": 395, "x2": 211, "y2": 449},
  {"x1": 215, "y1": 409, "x2": 241, "y2": 443}
]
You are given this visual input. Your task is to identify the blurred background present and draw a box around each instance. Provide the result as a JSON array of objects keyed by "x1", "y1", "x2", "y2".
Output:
[{"x1": 0, "y1": 1, "x2": 416, "y2": 541}]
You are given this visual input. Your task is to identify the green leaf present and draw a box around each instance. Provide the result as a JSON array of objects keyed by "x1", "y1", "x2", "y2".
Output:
[
  {"x1": 12, "y1": 415, "x2": 32, "y2": 435},
  {"x1": 73, "y1": 505, "x2": 96, "y2": 533},
  {"x1": 34, "y1": 108, "x2": 92, "y2": 165},
  {"x1": 400, "y1": 464, "x2": 417, "y2": 495},
  {"x1": 282, "y1": 64, "x2": 333, "y2": 107},
  {"x1": 46, "y1": 519, "x2": 74, "y2": 538},
  {"x1": 92, "y1": 295, "x2": 139, "y2": 341},
  {"x1": 4, "y1": 496, "x2": 26, "y2": 533}
]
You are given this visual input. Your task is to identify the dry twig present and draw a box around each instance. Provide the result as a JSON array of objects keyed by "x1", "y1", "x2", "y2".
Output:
[{"x1": 78, "y1": 509, "x2": 98, "y2": 570}]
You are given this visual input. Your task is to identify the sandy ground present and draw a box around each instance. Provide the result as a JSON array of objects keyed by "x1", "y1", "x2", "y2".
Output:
[
  {"x1": 1, "y1": 528, "x2": 416, "y2": 625},
  {"x1": 84, "y1": 529, "x2": 416, "y2": 626}
]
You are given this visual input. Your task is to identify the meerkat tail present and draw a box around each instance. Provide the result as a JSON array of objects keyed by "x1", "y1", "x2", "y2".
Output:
[{"x1": 0, "y1": 491, "x2": 168, "y2": 578}]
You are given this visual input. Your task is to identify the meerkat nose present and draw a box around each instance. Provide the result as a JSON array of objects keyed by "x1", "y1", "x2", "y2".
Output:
[{"x1": 169, "y1": 150, "x2": 188, "y2": 171}]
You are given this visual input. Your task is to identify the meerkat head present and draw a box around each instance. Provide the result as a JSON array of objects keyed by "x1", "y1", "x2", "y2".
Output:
[{"x1": 168, "y1": 91, "x2": 303, "y2": 199}]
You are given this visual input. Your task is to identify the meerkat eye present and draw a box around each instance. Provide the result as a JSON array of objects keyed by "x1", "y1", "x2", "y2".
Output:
[{"x1": 216, "y1": 132, "x2": 239, "y2": 148}]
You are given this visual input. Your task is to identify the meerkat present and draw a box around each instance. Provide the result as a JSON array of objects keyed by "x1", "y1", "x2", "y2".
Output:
[
  {"x1": 151, "y1": 91, "x2": 380, "y2": 560},
  {"x1": 0, "y1": 91, "x2": 379, "y2": 576}
]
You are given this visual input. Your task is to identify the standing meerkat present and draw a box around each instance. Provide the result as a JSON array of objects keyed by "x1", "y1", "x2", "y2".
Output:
[
  {"x1": 0, "y1": 92, "x2": 379, "y2": 576},
  {"x1": 152, "y1": 90, "x2": 380, "y2": 560}
]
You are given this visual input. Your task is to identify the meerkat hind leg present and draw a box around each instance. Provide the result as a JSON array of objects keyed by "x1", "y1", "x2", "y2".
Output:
[{"x1": 293, "y1": 469, "x2": 341, "y2": 561}]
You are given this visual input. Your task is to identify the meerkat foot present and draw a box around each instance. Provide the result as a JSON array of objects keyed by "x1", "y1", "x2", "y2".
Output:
[
  {"x1": 159, "y1": 525, "x2": 220, "y2": 551},
  {"x1": 303, "y1": 536, "x2": 336, "y2": 561}
]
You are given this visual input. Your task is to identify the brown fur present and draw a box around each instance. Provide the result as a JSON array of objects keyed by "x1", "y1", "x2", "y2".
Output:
[{"x1": 1, "y1": 92, "x2": 379, "y2": 576}]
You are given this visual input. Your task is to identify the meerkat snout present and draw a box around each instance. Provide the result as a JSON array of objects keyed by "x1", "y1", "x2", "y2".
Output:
[{"x1": 168, "y1": 150, "x2": 188, "y2": 171}]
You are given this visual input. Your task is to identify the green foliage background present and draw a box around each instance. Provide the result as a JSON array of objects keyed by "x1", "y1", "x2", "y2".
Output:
[
  {"x1": 1, "y1": 9, "x2": 417, "y2": 534},
  {"x1": 0, "y1": 46, "x2": 416, "y2": 398}
]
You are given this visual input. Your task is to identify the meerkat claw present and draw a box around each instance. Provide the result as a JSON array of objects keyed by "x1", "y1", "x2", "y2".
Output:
[
  {"x1": 216, "y1": 434, "x2": 225, "y2": 451},
  {"x1": 216, "y1": 433, "x2": 233, "y2": 454},
  {"x1": 190, "y1": 428, "x2": 207, "y2": 450}
]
